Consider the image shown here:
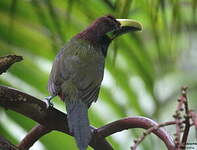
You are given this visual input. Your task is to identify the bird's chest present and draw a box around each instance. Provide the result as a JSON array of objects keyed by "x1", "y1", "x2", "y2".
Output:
[{"x1": 62, "y1": 46, "x2": 105, "y2": 89}]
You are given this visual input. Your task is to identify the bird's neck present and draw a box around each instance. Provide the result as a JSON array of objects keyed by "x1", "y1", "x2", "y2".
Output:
[
  {"x1": 75, "y1": 25, "x2": 111, "y2": 45},
  {"x1": 75, "y1": 26, "x2": 112, "y2": 57}
]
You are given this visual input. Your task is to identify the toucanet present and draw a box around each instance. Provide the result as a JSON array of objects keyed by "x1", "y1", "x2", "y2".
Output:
[{"x1": 46, "y1": 15, "x2": 142, "y2": 150}]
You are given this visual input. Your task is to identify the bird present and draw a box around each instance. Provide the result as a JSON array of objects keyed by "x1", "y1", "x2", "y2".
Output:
[{"x1": 46, "y1": 15, "x2": 142, "y2": 150}]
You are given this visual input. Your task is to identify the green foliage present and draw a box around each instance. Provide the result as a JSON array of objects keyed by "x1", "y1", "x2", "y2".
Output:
[{"x1": 0, "y1": 0, "x2": 197, "y2": 149}]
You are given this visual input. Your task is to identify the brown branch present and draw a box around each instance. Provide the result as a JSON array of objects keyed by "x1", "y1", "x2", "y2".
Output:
[
  {"x1": 181, "y1": 86, "x2": 190, "y2": 148},
  {"x1": 0, "y1": 85, "x2": 113, "y2": 150},
  {"x1": 96, "y1": 117, "x2": 175, "y2": 150},
  {"x1": 18, "y1": 125, "x2": 51, "y2": 150},
  {"x1": 173, "y1": 95, "x2": 185, "y2": 149},
  {"x1": 172, "y1": 86, "x2": 191, "y2": 149},
  {"x1": 0, "y1": 85, "x2": 177, "y2": 150},
  {"x1": 131, "y1": 121, "x2": 180, "y2": 150},
  {"x1": 0, "y1": 136, "x2": 19, "y2": 150},
  {"x1": 129, "y1": 86, "x2": 196, "y2": 150},
  {"x1": 0, "y1": 55, "x2": 23, "y2": 75},
  {"x1": 171, "y1": 86, "x2": 194, "y2": 150}
]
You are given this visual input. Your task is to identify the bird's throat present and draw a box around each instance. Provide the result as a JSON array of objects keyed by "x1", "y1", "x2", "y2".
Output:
[{"x1": 75, "y1": 27, "x2": 111, "y2": 57}]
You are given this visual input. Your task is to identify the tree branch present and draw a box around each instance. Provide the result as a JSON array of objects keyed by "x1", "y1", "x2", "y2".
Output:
[
  {"x1": 0, "y1": 85, "x2": 113, "y2": 150},
  {"x1": 0, "y1": 55, "x2": 23, "y2": 75},
  {"x1": 18, "y1": 124, "x2": 51, "y2": 150},
  {"x1": 0, "y1": 85, "x2": 176, "y2": 150},
  {"x1": 131, "y1": 121, "x2": 179, "y2": 150},
  {"x1": 181, "y1": 86, "x2": 190, "y2": 148},
  {"x1": 96, "y1": 117, "x2": 175, "y2": 150},
  {"x1": 0, "y1": 136, "x2": 19, "y2": 150}
]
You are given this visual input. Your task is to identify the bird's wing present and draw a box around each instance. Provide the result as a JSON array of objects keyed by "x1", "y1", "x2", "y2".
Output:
[
  {"x1": 61, "y1": 51, "x2": 104, "y2": 107},
  {"x1": 48, "y1": 38, "x2": 104, "y2": 107},
  {"x1": 62, "y1": 40, "x2": 104, "y2": 107},
  {"x1": 48, "y1": 46, "x2": 69, "y2": 96},
  {"x1": 79, "y1": 82, "x2": 101, "y2": 108}
]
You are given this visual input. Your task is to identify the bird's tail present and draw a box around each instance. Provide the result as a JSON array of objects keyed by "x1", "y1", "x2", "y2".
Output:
[{"x1": 66, "y1": 100, "x2": 91, "y2": 150}]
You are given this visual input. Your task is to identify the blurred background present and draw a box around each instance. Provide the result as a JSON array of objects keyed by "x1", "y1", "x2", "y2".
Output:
[{"x1": 0, "y1": 0, "x2": 196, "y2": 150}]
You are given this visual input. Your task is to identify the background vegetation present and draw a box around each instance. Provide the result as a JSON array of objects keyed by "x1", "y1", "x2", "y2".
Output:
[{"x1": 0, "y1": 0, "x2": 196, "y2": 150}]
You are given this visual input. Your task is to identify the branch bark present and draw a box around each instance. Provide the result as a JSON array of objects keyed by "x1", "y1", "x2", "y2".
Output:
[
  {"x1": 0, "y1": 85, "x2": 176, "y2": 150},
  {"x1": 0, "y1": 136, "x2": 19, "y2": 150},
  {"x1": 181, "y1": 87, "x2": 190, "y2": 147},
  {"x1": 96, "y1": 117, "x2": 175, "y2": 150},
  {"x1": 0, "y1": 85, "x2": 113, "y2": 150},
  {"x1": 18, "y1": 125, "x2": 51, "y2": 150},
  {"x1": 0, "y1": 55, "x2": 23, "y2": 75}
]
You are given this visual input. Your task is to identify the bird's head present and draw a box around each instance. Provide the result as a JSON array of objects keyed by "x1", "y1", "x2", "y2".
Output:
[
  {"x1": 76, "y1": 15, "x2": 142, "y2": 43},
  {"x1": 75, "y1": 15, "x2": 142, "y2": 44},
  {"x1": 90, "y1": 15, "x2": 121, "y2": 36},
  {"x1": 90, "y1": 15, "x2": 143, "y2": 40}
]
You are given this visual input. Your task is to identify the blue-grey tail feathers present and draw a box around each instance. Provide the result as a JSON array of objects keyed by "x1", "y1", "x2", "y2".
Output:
[{"x1": 66, "y1": 100, "x2": 91, "y2": 150}]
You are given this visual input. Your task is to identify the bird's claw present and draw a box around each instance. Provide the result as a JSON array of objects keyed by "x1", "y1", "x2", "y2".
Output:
[{"x1": 44, "y1": 96, "x2": 54, "y2": 108}]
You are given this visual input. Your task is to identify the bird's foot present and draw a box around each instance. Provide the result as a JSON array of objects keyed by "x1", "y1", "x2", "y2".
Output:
[
  {"x1": 91, "y1": 128, "x2": 98, "y2": 134},
  {"x1": 44, "y1": 96, "x2": 54, "y2": 108}
]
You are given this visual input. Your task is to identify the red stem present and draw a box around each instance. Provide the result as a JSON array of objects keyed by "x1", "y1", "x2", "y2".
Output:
[
  {"x1": 18, "y1": 125, "x2": 50, "y2": 150},
  {"x1": 181, "y1": 87, "x2": 190, "y2": 147},
  {"x1": 96, "y1": 116, "x2": 175, "y2": 150}
]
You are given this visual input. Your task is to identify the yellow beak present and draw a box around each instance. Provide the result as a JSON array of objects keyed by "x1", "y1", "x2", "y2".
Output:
[{"x1": 116, "y1": 19, "x2": 143, "y2": 31}]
